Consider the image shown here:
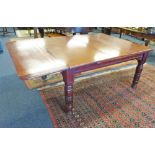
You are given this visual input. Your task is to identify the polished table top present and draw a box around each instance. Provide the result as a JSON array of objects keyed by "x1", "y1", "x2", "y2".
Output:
[{"x1": 7, "y1": 33, "x2": 152, "y2": 80}]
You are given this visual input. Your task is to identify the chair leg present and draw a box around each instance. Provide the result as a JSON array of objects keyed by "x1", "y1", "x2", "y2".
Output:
[
  {"x1": 3, "y1": 27, "x2": 7, "y2": 36},
  {"x1": 13, "y1": 27, "x2": 16, "y2": 35}
]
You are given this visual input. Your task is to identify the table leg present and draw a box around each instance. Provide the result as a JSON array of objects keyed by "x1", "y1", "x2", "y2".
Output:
[
  {"x1": 131, "y1": 53, "x2": 148, "y2": 89},
  {"x1": 119, "y1": 28, "x2": 122, "y2": 38},
  {"x1": 38, "y1": 28, "x2": 44, "y2": 38},
  {"x1": 62, "y1": 69, "x2": 74, "y2": 113}
]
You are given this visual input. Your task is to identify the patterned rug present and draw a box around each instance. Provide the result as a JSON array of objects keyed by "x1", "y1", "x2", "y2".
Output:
[{"x1": 40, "y1": 64, "x2": 155, "y2": 128}]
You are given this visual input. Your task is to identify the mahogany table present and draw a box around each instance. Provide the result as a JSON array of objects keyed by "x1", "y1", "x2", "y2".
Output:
[
  {"x1": 7, "y1": 33, "x2": 152, "y2": 113},
  {"x1": 118, "y1": 27, "x2": 155, "y2": 46}
]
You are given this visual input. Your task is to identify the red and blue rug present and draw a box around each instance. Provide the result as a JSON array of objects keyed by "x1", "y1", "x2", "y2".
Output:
[{"x1": 40, "y1": 64, "x2": 155, "y2": 128}]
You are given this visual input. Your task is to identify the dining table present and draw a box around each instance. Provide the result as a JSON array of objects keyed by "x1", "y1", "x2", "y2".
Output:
[{"x1": 6, "y1": 33, "x2": 152, "y2": 113}]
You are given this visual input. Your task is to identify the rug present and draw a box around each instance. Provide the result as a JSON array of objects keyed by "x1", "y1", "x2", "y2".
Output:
[
  {"x1": 40, "y1": 64, "x2": 155, "y2": 128},
  {"x1": 25, "y1": 60, "x2": 137, "y2": 89}
]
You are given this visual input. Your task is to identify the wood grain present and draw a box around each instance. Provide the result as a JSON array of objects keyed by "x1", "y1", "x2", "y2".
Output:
[{"x1": 7, "y1": 33, "x2": 152, "y2": 80}]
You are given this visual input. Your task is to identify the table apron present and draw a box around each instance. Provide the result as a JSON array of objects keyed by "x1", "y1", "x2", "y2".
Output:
[{"x1": 71, "y1": 53, "x2": 144, "y2": 75}]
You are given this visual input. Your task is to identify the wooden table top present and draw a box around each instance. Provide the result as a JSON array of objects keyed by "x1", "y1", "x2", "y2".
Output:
[{"x1": 7, "y1": 33, "x2": 152, "y2": 80}]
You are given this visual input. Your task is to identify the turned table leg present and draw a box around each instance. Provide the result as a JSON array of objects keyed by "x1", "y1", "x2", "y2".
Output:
[
  {"x1": 131, "y1": 53, "x2": 148, "y2": 89},
  {"x1": 62, "y1": 69, "x2": 74, "y2": 113}
]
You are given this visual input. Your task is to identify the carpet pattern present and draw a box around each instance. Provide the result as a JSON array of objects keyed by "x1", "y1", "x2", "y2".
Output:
[{"x1": 40, "y1": 64, "x2": 155, "y2": 128}]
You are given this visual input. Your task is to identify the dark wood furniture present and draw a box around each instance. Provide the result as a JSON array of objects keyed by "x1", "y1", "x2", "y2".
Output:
[
  {"x1": 118, "y1": 27, "x2": 155, "y2": 46},
  {"x1": 34, "y1": 27, "x2": 95, "y2": 38},
  {"x1": 7, "y1": 33, "x2": 152, "y2": 113},
  {"x1": 101, "y1": 27, "x2": 112, "y2": 35},
  {"x1": 50, "y1": 27, "x2": 94, "y2": 34}
]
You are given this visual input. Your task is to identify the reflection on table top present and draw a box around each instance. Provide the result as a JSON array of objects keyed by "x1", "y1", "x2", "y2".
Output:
[{"x1": 7, "y1": 33, "x2": 152, "y2": 80}]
